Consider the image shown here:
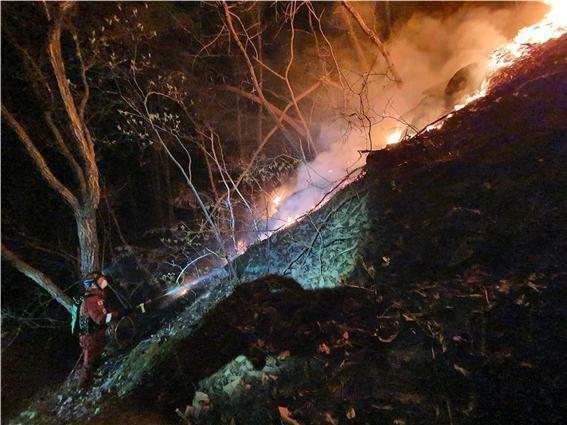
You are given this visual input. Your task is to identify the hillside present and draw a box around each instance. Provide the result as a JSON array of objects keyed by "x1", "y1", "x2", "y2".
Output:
[{"x1": 10, "y1": 34, "x2": 567, "y2": 425}]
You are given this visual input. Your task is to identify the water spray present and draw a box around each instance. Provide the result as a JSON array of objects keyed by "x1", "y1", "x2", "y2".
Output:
[{"x1": 130, "y1": 268, "x2": 226, "y2": 314}]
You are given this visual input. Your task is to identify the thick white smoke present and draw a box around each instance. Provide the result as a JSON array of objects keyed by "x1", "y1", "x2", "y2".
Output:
[{"x1": 262, "y1": 3, "x2": 547, "y2": 236}]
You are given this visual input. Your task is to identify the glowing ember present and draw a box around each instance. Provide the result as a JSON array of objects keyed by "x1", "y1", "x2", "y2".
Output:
[
  {"x1": 272, "y1": 195, "x2": 282, "y2": 208},
  {"x1": 386, "y1": 128, "x2": 403, "y2": 145},
  {"x1": 285, "y1": 216, "x2": 297, "y2": 227},
  {"x1": 236, "y1": 239, "x2": 247, "y2": 255},
  {"x1": 425, "y1": 122, "x2": 443, "y2": 133}
]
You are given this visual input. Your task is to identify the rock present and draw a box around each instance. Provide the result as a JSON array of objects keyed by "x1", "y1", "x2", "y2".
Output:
[{"x1": 191, "y1": 391, "x2": 210, "y2": 418}]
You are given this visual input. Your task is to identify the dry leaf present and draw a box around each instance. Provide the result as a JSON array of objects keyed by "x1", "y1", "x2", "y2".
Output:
[
  {"x1": 262, "y1": 373, "x2": 279, "y2": 383},
  {"x1": 346, "y1": 407, "x2": 356, "y2": 419},
  {"x1": 322, "y1": 412, "x2": 339, "y2": 425},
  {"x1": 527, "y1": 282, "x2": 544, "y2": 292},
  {"x1": 318, "y1": 343, "x2": 331, "y2": 354},
  {"x1": 278, "y1": 406, "x2": 301, "y2": 425},
  {"x1": 378, "y1": 332, "x2": 399, "y2": 343},
  {"x1": 453, "y1": 364, "x2": 469, "y2": 376}
]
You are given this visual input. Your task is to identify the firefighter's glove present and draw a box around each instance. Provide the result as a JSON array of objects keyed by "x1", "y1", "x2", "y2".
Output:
[{"x1": 122, "y1": 303, "x2": 147, "y2": 316}]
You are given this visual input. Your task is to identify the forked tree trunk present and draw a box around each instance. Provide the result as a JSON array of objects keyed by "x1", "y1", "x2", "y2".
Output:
[{"x1": 1, "y1": 2, "x2": 102, "y2": 313}]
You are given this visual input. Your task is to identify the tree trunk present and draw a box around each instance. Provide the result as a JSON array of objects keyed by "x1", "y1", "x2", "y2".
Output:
[
  {"x1": 2, "y1": 2, "x2": 102, "y2": 312},
  {"x1": 152, "y1": 147, "x2": 165, "y2": 228},
  {"x1": 256, "y1": 4, "x2": 264, "y2": 148},
  {"x1": 162, "y1": 149, "x2": 175, "y2": 227},
  {"x1": 76, "y1": 210, "x2": 99, "y2": 274}
]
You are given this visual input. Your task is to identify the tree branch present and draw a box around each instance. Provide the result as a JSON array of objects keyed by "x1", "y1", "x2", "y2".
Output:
[
  {"x1": 341, "y1": 1, "x2": 402, "y2": 85},
  {"x1": 44, "y1": 111, "x2": 88, "y2": 197},
  {"x1": 341, "y1": 6, "x2": 370, "y2": 71},
  {"x1": 222, "y1": 1, "x2": 301, "y2": 153},
  {"x1": 283, "y1": 3, "x2": 317, "y2": 154},
  {"x1": 1, "y1": 244, "x2": 73, "y2": 314},
  {"x1": 218, "y1": 85, "x2": 306, "y2": 137},
  {"x1": 2, "y1": 106, "x2": 80, "y2": 210},
  {"x1": 71, "y1": 28, "x2": 90, "y2": 122},
  {"x1": 211, "y1": 80, "x2": 322, "y2": 214},
  {"x1": 48, "y1": 3, "x2": 100, "y2": 210}
]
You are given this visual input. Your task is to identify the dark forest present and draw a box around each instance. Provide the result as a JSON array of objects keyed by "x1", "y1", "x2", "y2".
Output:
[{"x1": 2, "y1": 1, "x2": 566, "y2": 424}]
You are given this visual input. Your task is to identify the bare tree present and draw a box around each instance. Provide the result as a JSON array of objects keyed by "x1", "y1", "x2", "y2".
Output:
[{"x1": 2, "y1": 2, "x2": 101, "y2": 311}]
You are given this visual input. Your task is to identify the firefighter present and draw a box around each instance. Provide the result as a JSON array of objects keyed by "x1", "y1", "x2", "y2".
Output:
[{"x1": 77, "y1": 271, "x2": 121, "y2": 390}]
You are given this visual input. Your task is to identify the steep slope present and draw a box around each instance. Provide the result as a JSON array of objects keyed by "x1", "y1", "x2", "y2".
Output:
[{"x1": 10, "y1": 35, "x2": 567, "y2": 425}]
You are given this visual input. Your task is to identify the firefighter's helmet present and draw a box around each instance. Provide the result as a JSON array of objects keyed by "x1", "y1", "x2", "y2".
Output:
[{"x1": 83, "y1": 271, "x2": 105, "y2": 289}]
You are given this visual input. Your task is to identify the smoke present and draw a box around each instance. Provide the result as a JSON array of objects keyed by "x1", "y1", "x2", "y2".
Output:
[{"x1": 261, "y1": 3, "x2": 545, "y2": 236}]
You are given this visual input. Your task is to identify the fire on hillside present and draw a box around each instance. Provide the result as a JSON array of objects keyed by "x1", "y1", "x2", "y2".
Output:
[{"x1": 234, "y1": 0, "x2": 567, "y2": 257}]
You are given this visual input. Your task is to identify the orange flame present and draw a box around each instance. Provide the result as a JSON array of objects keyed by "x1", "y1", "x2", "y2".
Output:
[
  {"x1": 386, "y1": 128, "x2": 403, "y2": 145},
  {"x1": 455, "y1": 0, "x2": 566, "y2": 112},
  {"x1": 236, "y1": 239, "x2": 247, "y2": 255}
]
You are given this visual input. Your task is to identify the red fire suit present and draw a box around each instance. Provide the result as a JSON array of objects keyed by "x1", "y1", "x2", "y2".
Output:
[{"x1": 78, "y1": 288, "x2": 120, "y2": 389}]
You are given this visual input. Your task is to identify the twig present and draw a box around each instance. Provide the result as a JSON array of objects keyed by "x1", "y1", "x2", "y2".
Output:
[{"x1": 283, "y1": 193, "x2": 363, "y2": 274}]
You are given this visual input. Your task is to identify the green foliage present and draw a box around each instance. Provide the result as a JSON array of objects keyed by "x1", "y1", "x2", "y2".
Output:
[{"x1": 244, "y1": 156, "x2": 300, "y2": 187}]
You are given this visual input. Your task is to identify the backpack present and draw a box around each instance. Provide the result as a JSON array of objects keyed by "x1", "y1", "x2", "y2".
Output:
[
  {"x1": 70, "y1": 294, "x2": 103, "y2": 335},
  {"x1": 70, "y1": 296, "x2": 84, "y2": 335}
]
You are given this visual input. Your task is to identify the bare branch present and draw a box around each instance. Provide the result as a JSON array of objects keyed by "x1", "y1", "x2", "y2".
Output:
[
  {"x1": 253, "y1": 56, "x2": 285, "y2": 81},
  {"x1": 218, "y1": 85, "x2": 306, "y2": 137},
  {"x1": 48, "y1": 4, "x2": 100, "y2": 210},
  {"x1": 283, "y1": 2, "x2": 317, "y2": 154},
  {"x1": 1, "y1": 244, "x2": 73, "y2": 314},
  {"x1": 212, "y1": 81, "x2": 322, "y2": 214},
  {"x1": 341, "y1": 6, "x2": 370, "y2": 71},
  {"x1": 2, "y1": 106, "x2": 80, "y2": 210},
  {"x1": 44, "y1": 111, "x2": 88, "y2": 197},
  {"x1": 341, "y1": 1, "x2": 402, "y2": 85},
  {"x1": 2, "y1": 28, "x2": 55, "y2": 105},
  {"x1": 71, "y1": 28, "x2": 90, "y2": 121},
  {"x1": 141, "y1": 92, "x2": 237, "y2": 278},
  {"x1": 222, "y1": 1, "x2": 300, "y2": 152}
]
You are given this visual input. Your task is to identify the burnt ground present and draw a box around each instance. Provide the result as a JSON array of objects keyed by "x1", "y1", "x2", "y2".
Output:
[
  {"x1": 151, "y1": 276, "x2": 565, "y2": 425},
  {"x1": 8, "y1": 35, "x2": 567, "y2": 425}
]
